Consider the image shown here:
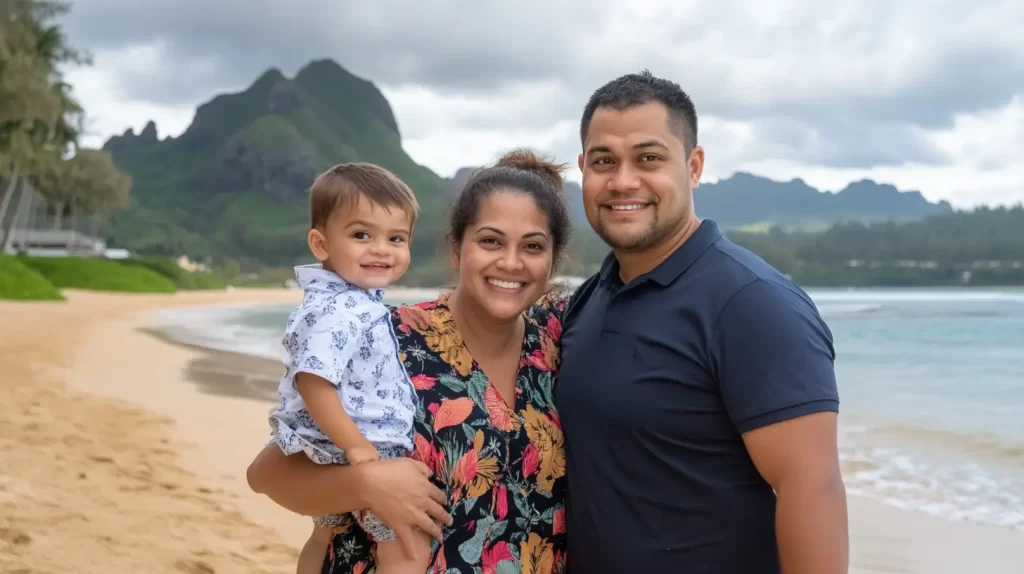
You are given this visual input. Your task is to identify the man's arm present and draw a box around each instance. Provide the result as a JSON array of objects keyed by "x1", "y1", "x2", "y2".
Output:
[
  {"x1": 712, "y1": 278, "x2": 848, "y2": 574},
  {"x1": 742, "y1": 412, "x2": 848, "y2": 574}
]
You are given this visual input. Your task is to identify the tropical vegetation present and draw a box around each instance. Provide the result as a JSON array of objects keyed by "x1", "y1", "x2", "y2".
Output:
[{"x1": 0, "y1": 1, "x2": 225, "y2": 299}]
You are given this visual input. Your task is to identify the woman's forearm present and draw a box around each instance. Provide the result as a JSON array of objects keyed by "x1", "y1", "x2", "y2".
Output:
[
  {"x1": 248, "y1": 443, "x2": 453, "y2": 543},
  {"x1": 247, "y1": 444, "x2": 369, "y2": 516}
]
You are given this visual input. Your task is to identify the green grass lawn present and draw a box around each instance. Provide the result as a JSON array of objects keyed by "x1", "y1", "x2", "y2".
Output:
[
  {"x1": 120, "y1": 256, "x2": 226, "y2": 290},
  {"x1": 19, "y1": 256, "x2": 177, "y2": 293},
  {"x1": 0, "y1": 255, "x2": 65, "y2": 301}
]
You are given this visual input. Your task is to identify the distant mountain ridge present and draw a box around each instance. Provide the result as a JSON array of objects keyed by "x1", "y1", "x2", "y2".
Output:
[
  {"x1": 446, "y1": 168, "x2": 951, "y2": 230},
  {"x1": 101, "y1": 57, "x2": 953, "y2": 282},
  {"x1": 695, "y1": 172, "x2": 952, "y2": 228}
]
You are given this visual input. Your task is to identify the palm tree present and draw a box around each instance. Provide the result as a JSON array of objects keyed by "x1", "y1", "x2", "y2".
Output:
[
  {"x1": 0, "y1": 4, "x2": 61, "y2": 230},
  {"x1": 0, "y1": 0, "x2": 90, "y2": 252}
]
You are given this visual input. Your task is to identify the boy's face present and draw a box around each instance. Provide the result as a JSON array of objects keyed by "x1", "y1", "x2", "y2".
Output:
[{"x1": 307, "y1": 195, "x2": 413, "y2": 290}]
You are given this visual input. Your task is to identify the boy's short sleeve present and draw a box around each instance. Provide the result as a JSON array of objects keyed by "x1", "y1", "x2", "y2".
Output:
[
  {"x1": 284, "y1": 306, "x2": 361, "y2": 387},
  {"x1": 710, "y1": 279, "x2": 840, "y2": 434}
]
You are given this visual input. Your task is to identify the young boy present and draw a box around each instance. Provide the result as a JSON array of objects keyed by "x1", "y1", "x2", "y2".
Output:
[{"x1": 268, "y1": 163, "x2": 429, "y2": 574}]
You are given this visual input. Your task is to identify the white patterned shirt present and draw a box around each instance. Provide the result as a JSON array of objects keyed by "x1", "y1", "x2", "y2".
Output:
[{"x1": 268, "y1": 264, "x2": 416, "y2": 464}]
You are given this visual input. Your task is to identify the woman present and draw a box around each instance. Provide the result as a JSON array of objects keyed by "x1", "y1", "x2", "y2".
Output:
[{"x1": 247, "y1": 148, "x2": 574, "y2": 573}]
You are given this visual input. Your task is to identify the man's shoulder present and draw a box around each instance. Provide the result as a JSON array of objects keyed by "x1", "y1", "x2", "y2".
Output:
[
  {"x1": 706, "y1": 237, "x2": 811, "y2": 302},
  {"x1": 707, "y1": 239, "x2": 831, "y2": 347}
]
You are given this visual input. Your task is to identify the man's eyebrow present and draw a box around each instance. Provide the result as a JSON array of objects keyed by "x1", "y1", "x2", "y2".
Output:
[
  {"x1": 633, "y1": 139, "x2": 668, "y2": 150},
  {"x1": 586, "y1": 140, "x2": 669, "y2": 155}
]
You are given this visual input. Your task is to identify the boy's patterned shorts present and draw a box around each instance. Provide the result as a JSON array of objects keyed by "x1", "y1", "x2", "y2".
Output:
[
  {"x1": 353, "y1": 509, "x2": 396, "y2": 542},
  {"x1": 313, "y1": 507, "x2": 397, "y2": 542}
]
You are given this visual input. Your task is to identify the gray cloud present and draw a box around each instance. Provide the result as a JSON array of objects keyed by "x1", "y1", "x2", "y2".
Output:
[
  {"x1": 720, "y1": 46, "x2": 1024, "y2": 132},
  {"x1": 749, "y1": 118, "x2": 949, "y2": 168},
  {"x1": 63, "y1": 0, "x2": 590, "y2": 104},
  {"x1": 61, "y1": 0, "x2": 1024, "y2": 171}
]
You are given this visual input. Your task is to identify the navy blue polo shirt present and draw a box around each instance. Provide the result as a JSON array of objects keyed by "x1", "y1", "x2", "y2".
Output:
[{"x1": 556, "y1": 219, "x2": 838, "y2": 573}]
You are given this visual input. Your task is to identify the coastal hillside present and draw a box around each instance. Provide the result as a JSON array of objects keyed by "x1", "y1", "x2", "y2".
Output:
[{"x1": 102, "y1": 59, "x2": 449, "y2": 280}]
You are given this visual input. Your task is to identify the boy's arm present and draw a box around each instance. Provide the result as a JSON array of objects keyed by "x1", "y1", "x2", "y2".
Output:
[{"x1": 296, "y1": 372, "x2": 380, "y2": 465}]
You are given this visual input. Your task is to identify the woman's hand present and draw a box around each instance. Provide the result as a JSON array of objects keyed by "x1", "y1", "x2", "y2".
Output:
[
  {"x1": 359, "y1": 457, "x2": 453, "y2": 556},
  {"x1": 247, "y1": 445, "x2": 452, "y2": 558}
]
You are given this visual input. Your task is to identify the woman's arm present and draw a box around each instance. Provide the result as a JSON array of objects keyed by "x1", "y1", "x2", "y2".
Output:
[{"x1": 246, "y1": 445, "x2": 452, "y2": 544}]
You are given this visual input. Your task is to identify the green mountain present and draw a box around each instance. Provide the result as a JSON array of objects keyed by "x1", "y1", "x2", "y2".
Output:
[
  {"x1": 102, "y1": 58, "x2": 958, "y2": 284},
  {"x1": 102, "y1": 59, "x2": 449, "y2": 281}
]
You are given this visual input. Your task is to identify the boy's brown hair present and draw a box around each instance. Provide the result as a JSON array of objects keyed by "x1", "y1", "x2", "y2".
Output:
[{"x1": 309, "y1": 162, "x2": 420, "y2": 230}]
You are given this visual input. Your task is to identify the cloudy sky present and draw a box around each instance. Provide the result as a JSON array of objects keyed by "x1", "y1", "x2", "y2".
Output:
[{"x1": 61, "y1": 0, "x2": 1024, "y2": 208}]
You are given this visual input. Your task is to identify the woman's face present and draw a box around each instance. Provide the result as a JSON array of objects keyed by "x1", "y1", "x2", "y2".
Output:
[{"x1": 452, "y1": 191, "x2": 555, "y2": 322}]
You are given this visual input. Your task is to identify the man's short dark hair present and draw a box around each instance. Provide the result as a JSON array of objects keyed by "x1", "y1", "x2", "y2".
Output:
[{"x1": 580, "y1": 70, "x2": 698, "y2": 152}]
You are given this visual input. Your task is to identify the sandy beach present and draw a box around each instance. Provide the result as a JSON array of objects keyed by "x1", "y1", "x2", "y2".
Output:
[
  {"x1": 2, "y1": 289, "x2": 1023, "y2": 573},
  {"x1": 0, "y1": 289, "x2": 306, "y2": 574}
]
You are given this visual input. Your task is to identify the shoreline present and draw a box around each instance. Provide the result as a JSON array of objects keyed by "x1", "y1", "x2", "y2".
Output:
[
  {"x1": 2, "y1": 290, "x2": 1023, "y2": 572},
  {"x1": 62, "y1": 289, "x2": 312, "y2": 547}
]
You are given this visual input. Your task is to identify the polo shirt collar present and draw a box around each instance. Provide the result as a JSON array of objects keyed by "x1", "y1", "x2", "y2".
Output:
[{"x1": 598, "y1": 219, "x2": 723, "y2": 288}]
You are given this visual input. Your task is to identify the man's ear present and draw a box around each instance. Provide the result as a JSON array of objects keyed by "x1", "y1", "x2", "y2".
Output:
[{"x1": 688, "y1": 145, "x2": 705, "y2": 189}]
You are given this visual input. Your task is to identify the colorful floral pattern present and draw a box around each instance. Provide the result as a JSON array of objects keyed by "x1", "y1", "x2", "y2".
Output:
[{"x1": 324, "y1": 293, "x2": 568, "y2": 573}]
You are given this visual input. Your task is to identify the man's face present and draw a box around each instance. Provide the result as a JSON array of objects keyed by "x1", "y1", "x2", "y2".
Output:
[{"x1": 578, "y1": 102, "x2": 703, "y2": 253}]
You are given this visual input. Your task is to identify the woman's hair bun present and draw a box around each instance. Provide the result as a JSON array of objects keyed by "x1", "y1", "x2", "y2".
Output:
[{"x1": 495, "y1": 148, "x2": 567, "y2": 192}]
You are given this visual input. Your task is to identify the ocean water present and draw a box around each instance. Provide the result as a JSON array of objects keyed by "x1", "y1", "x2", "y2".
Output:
[{"x1": 152, "y1": 287, "x2": 1024, "y2": 531}]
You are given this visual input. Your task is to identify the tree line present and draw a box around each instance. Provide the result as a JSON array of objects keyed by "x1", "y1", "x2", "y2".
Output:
[
  {"x1": 724, "y1": 205, "x2": 1024, "y2": 286},
  {"x1": 1, "y1": 0, "x2": 131, "y2": 253}
]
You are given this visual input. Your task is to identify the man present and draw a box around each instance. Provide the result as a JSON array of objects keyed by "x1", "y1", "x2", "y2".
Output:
[{"x1": 556, "y1": 71, "x2": 849, "y2": 573}]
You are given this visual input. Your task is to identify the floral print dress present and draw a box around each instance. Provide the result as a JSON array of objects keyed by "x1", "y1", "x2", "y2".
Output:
[{"x1": 324, "y1": 293, "x2": 568, "y2": 574}]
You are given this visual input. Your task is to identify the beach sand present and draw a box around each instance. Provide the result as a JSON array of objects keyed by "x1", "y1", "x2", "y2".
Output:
[
  {"x1": 2, "y1": 289, "x2": 1023, "y2": 573},
  {"x1": 0, "y1": 289, "x2": 306, "y2": 574}
]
